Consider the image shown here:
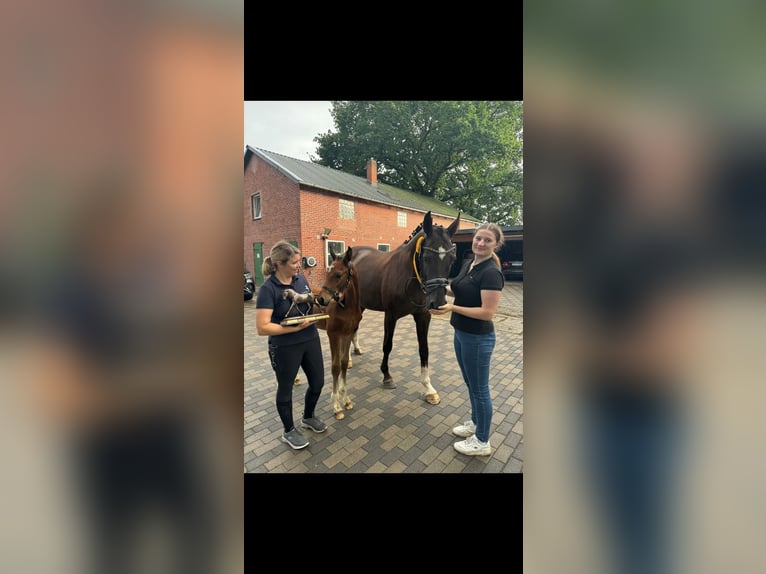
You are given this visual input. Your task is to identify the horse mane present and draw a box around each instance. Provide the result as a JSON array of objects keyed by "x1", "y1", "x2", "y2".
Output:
[
  {"x1": 403, "y1": 223, "x2": 423, "y2": 245},
  {"x1": 402, "y1": 220, "x2": 450, "y2": 247}
]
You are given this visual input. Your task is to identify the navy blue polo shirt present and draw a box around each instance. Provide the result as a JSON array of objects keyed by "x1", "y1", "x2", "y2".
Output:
[{"x1": 255, "y1": 273, "x2": 319, "y2": 345}]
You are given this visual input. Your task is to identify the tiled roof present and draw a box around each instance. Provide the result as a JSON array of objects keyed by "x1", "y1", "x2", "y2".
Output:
[{"x1": 246, "y1": 145, "x2": 480, "y2": 222}]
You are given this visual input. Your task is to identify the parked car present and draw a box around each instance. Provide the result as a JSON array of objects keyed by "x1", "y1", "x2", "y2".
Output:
[
  {"x1": 501, "y1": 259, "x2": 523, "y2": 280},
  {"x1": 244, "y1": 268, "x2": 255, "y2": 300}
]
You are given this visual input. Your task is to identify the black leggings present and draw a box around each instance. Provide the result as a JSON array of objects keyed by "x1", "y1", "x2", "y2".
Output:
[
  {"x1": 75, "y1": 416, "x2": 217, "y2": 574},
  {"x1": 268, "y1": 336, "x2": 324, "y2": 432}
]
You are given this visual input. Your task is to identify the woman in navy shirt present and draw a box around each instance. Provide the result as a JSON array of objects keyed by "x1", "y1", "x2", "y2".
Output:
[{"x1": 255, "y1": 241, "x2": 327, "y2": 450}]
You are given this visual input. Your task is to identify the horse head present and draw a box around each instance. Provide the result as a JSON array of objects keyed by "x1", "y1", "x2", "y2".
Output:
[
  {"x1": 414, "y1": 211, "x2": 460, "y2": 309},
  {"x1": 317, "y1": 246, "x2": 355, "y2": 308}
]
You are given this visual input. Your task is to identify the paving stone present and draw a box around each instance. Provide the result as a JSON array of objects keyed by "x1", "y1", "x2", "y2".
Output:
[{"x1": 244, "y1": 281, "x2": 523, "y2": 473}]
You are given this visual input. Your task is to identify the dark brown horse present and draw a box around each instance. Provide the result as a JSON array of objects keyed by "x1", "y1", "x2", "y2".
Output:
[
  {"x1": 313, "y1": 246, "x2": 363, "y2": 420},
  {"x1": 351, "y1": 211, "x2": 460, "y2": 404}
]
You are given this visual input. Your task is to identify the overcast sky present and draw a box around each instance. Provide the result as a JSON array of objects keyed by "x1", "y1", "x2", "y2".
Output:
[{"x1": 244, "y1": 101, "x2": 334, "y2": 160}]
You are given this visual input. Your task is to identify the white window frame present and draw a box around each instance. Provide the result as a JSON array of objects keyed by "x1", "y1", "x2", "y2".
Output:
[
  {"x1": 251, "y1": 193, "x2": 262, "y2": 220},
  {"x1": 325, "y1": 240, "x2": 346, "y2": 268},
  {"x1": 397, "y1": 211, "x2": 407, "y2": 227},
  {"x1": 339, "y1": 198, "x2": 355, "y2": 219},
  {"x1": 377, "y1": 243, "x2": 390, "y2": 252}
]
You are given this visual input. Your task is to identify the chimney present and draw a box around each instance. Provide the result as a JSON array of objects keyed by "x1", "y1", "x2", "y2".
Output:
[{"x1": 366, "y1": 158, "x2": 378, "y2": 186}]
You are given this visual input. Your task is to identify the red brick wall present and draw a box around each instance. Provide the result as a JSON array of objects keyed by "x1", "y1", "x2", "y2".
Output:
[
  {"x1": 244, "y1": 153, "x2": 477, "y2": 288},
  {"x1": 297, "y1": 188, "x2": 476, "y2": 289},
  {"x1": 244, "y1": 155, "x2": 302, "y2": 281}
]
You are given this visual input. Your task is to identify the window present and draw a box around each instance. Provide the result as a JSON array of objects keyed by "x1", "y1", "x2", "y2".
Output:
[
  {"x1": 326, "y1": 241, "x2": 345, "y2": 267},
  {"x1": 339, "y1": 199, "x2": 355, "y2": 219},
  {"x1": 251, "y1": 193, "x2": 261, "y2": 219},
  {"x1": 397, "y1": 211, "x2": 407, "y2": 227},
  {"x1": 377, "y1": 244, "x2": 390, "y2": 252}
]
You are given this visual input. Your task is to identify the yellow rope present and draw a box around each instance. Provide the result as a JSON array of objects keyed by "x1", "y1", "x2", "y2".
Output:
[{"x1": 412, "y1": 236, "x2": 424, "y2": 285}]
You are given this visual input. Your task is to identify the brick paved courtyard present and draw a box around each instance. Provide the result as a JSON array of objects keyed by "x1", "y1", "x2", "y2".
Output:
[{"x1": 244, "y1": 280, "x2": 523, "y2": 473}]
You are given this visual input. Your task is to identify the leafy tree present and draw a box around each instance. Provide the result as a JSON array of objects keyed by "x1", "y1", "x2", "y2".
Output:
[{"x1": 311, "y1": 101, "x2": 523, "y2": 225}]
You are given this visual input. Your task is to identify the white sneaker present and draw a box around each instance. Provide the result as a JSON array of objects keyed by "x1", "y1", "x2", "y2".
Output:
[
  {"x1": 454, "y1": 434, "x2": 491, "y2": 456},
  {"x1": 452, "y1": 420, "x2": 476, "y2": 438}
]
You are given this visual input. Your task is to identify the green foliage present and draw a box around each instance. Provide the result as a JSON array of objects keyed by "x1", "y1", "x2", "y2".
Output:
[{"x1": 312, "y1": 101, "x2": 523, "y2": 225}]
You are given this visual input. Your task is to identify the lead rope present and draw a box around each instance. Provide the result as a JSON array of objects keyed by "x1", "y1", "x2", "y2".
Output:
[{"x1": 412, "y1": 236, "x2": 426, "y2": 291}]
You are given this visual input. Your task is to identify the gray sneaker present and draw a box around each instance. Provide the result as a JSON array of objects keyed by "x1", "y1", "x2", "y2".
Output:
[
  {"x1": 281, "y1": 428, "x2": 309, "y2": 449},
  {"x1": 300, "y1": 417, "x2": 327, "y2": 433}
]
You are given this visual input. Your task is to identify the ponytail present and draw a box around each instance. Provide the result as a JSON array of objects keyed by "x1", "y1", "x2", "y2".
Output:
[
  {"x1": 261, "y1": 256, "x2": 274, "y2": 278},
  {"x1": 491, "y1": 252, "x2": 501, "y2": 270}
]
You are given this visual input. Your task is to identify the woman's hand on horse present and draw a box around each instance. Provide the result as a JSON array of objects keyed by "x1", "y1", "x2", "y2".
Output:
[{"x1": 429, "y1": 303, "x2": 453, "y2": 316}]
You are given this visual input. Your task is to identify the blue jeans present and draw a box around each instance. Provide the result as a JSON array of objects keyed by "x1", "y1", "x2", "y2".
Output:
[
  {"x1": 454, "y1": 329, "x2": 496, "y2": 443},
  {"x1": 577, "y1": 384, "x2": 687, "y2": 574}
]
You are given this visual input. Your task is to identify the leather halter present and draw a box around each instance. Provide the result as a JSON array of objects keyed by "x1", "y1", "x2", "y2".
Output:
[
  {"x1": 321, "y1": 265, "x2": 354, "y2": 308},
  {"x1": 412, "y1": 235, "x2": 455, "y2": 294}
]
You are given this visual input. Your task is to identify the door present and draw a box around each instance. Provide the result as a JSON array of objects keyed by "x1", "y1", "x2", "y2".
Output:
[{"x1": 252, "y1": 242, "x2": 263, "y2": 285}]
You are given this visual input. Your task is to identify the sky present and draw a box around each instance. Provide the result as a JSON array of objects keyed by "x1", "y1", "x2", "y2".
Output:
[{"x1": 244, "y1": 101, "x2": 334, "y2": 160}]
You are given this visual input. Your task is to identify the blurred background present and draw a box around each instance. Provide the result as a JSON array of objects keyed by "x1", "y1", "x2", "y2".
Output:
[
  {"x1": 0, "y1": 2, "x2": 242, "y2": 572},
  {"x1": 525, "y1": 2, "x2": 766, "y2": 573},
  {"x1": 3, "y1": 0, "x2": 766, "y2": 571}
]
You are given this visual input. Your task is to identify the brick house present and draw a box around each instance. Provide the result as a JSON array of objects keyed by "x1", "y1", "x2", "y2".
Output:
[{"x1": 244, "y1": 146, "x2": 480, "y2": 288}]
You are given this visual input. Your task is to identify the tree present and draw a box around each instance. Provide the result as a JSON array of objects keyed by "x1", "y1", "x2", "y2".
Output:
[{"x1": 311, "y1": 101, "x2": 523, "y2": 225}]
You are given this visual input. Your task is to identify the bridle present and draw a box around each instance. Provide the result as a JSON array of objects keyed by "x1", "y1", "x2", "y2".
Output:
[
  {"x1": 409, "y1": 235, "x2": 455, "y2": 306},
  {"x1": 320, "y1": 264, "x2": 354, "y2": 309}
]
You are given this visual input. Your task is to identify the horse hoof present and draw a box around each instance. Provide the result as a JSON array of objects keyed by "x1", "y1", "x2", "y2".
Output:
[
  {"x1": 345, "y1": 402, "x2": 354, "y2": 410},
  {"x1": 353, "y1": 348, "x2": 363, "y2": 355},
  {"x1": 347, "y1": 359, "x2": 352, "y2": 368},
  {"x1": 294, "y1": 377, "x2": 301, "y2": 385},
  {"x1": 334, "y1": 412, "x2": 345, "y2": 420},
  {"x1": 382, "y1": 380, "x2": 397, "y2": 389},
  {"x1": 425, "y1": 393, "x2": 440, "y2": 405}
]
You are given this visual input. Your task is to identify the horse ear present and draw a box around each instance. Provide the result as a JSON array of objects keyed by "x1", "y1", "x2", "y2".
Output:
[
  {"x1": 423, "y1": 211, "x2": 433, "y2": 235},
  {"x1": 446, "y1": 212, "x2": 461, "y2": 237},
  {"x1": 344, "y1": 246, "x2": 352, "y2": 264}
]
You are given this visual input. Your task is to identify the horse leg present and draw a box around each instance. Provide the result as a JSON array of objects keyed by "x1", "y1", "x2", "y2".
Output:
[
  {"x1": 339, "y1": 337, "x2": 354, "y2": 411},
  {"x1": 331, "y1": 370, "x2": 344, "y2": 419},
  {"x1": 380, "y1": 312, "x2": 397, "y2": 389},
  {"x1": 348, "y1": 327, "x2": 362, "y2": 368},
  {"x1": 352, "y1": 328, "x2": 363, "y2": 354},
  {"x1": 329, "y1": 334, "x2": 345, "y2": 420},
  {"x1": 414, "y1": 313, "x2": 440, "y2": 404}
]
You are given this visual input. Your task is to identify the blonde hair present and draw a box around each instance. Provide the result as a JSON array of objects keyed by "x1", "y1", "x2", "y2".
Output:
[
  {"x1": 475, "y1": 222, "x2": 504, "y2": 270},
  {"x1": 262, "y1": 240, "x2": 301, "y2": 277}
]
